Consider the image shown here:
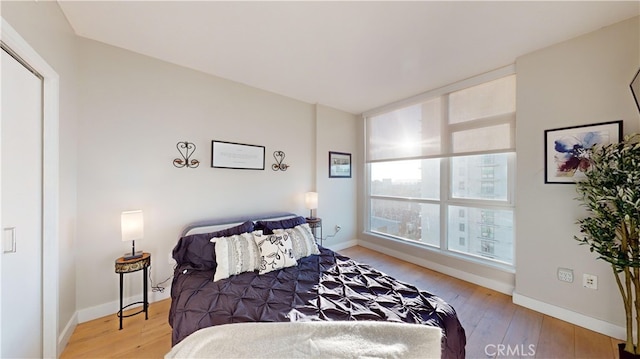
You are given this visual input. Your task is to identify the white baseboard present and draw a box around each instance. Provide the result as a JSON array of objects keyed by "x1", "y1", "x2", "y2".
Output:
[
  {"x1": 512, "y1": 292, "x2": 625, "y2": 340},
  {"x1": 58, "y1": 312, "x2": 78, "y2": 357},
  {"x1": 357, "y1": 240, "x2": 515, "y2": 295},
  {"x1": 77, "y1": 289, "x2": 171, "y2": 324},
  {"x1": 324, "y1": 239, "x2": 358, "y2": 252}
]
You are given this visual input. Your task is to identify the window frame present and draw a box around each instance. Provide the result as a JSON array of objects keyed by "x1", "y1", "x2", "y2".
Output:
[{"x1": 363, "y1": 65, "x2": 516, "y2": 269}]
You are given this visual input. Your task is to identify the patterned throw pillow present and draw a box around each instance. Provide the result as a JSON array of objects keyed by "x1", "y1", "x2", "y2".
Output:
[
  {"x1": 211, "y1": 231, "x2": 261, "y2": 282},
  {"x1": 274, "y1": 223, "x2": 320, "y2": 260},
  {"x1": 253, "y1": 232, "x2": 297, "y2": 275},
  {"x1": 173, "y1": 220, "x2": 255, "y2": 271}
]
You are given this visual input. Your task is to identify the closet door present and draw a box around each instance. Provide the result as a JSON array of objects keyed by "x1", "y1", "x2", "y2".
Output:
[{"x1": 1, "y1": 47, "x2": 43, "y2": 358}]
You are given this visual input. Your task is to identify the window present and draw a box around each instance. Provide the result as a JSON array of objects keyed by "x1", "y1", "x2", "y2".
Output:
[
  {"x1": 481, "y1": 166, "x2": 495, "y2": 179},
  {"x1": 481, "y1": 225, "x2": 494, "y2": 239},
  {"x1": 480, "y1": 182, "x2": 495, "y2": 195},
  {"x1": 365, "y1": 69, "x2": 515, "y2": 266},
  {"x1": 481, "y1": 210, "x2": 495, "y2": 225},
  {"x1": 481, "y1": 240, "x2": 495, "y2": 256}
]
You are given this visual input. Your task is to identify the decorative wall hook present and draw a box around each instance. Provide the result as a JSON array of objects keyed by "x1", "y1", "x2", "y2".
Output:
[
  {"x1": 173, "y1": 141, "x2": 200, "y2": 168},
  {"x1": 272, "y1": 151, "x2": 289, "y2": 171}
]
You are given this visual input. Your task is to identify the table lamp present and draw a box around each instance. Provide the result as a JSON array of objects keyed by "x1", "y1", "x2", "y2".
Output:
[
  {"x1": 305, "y1": 192, "x2": 318, "y2": 220},
  {"x1": 121, "y1": 210, "x2": 144, "y2": 260}
]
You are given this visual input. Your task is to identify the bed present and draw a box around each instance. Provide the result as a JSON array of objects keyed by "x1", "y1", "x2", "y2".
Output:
[{"x1": 168, "y1": 212, "x2": 466, "y2": 358}]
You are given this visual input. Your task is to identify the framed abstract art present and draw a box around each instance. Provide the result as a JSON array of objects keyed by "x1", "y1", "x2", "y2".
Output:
[{"x1": 544, "y1": 120, "x2": 622, "y2": 184}]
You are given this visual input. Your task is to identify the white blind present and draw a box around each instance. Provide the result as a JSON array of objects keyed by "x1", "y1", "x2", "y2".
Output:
[{"x1": 366, "y1": 73, "x2": 516, "y2": 162}]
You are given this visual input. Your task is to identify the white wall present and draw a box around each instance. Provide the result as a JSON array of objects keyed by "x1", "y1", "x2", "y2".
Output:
[
  {"x1": 75, "y1": 38, "x2": 321, "y2": 314},
  {"x1": 315, "y1": 104, "x2": 358, "y2": 250},
  {"x1": 515, "y1": 16, "x2": 639, "y2": 338}
]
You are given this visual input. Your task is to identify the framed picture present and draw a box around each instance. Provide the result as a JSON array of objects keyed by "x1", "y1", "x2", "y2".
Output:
[
  {"x1": 211, "y1": 140, "x2": 265, "y2": 170},
  {"x1": 544, "y1": 120, "x2": 622, "y2": 184},
  {"x1": 329, "y1": 151, "x2": 351, "y2": 178}
]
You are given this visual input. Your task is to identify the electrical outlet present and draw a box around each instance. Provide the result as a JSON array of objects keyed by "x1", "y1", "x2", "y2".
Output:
[
  {"x1": 583, "y1": 274, "x2": 598, "y2": 289},
  {"x1": 335, "y1": 225, "x2": 341, "y2": 232},
  {"x1": 558, "y1": 268, "x2": 573, "y2": 283}
]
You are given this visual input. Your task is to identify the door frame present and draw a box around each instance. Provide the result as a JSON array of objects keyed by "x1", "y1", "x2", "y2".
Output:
[{"x1": 1, "y1": 18, "x2": 60, "y2": 358}]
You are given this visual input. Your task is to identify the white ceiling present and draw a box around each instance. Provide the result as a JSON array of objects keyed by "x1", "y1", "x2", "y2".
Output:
[{"x1": 58, "y1": 1, "x2": 640, "y2": 114}]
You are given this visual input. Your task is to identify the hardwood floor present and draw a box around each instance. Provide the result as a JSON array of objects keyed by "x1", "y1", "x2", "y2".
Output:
[
  {"x1": 60, "y1": 297, "x2": 172, "y2": 358},
  {"x1": 342, "y1": 246, "x2": 622, "y2": 359},
  {"x1": 61, "y1": 245, "x2": 621, "y2": 358}
]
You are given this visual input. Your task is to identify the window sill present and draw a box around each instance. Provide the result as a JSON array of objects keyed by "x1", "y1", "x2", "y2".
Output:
[{"x1": 362, "y1": 230, "x2": 515, "y2": 274}]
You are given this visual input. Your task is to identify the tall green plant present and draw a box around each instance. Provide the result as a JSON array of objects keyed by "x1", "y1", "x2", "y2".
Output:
[{"x1": 575, "y1": 134, "x2": 640, "y2": 355}]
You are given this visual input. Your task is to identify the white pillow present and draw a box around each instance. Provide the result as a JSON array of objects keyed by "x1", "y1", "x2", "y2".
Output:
[
  {"x1": 274, "y1": 223, "x2": 320, "y2": 260},
  {"x1": 211, "y1": 231, "x2": 261, "y2": 282},
  {"x1": 253, "y1": 231, "x2": 297, "y2": 275}
]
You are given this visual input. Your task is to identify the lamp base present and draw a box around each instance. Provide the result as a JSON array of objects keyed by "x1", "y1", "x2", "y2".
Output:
[{"x1": 123, "y1": 251, "x2": 143, "y2": 260}]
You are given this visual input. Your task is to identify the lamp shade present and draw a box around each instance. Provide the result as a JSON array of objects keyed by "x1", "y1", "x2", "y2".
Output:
[
  {"x1": 121, "y1": 210, "x2": 144, "y2": 242},
  {"x1": 305, "y1": 192, "x2": 318, "y2": 210}
]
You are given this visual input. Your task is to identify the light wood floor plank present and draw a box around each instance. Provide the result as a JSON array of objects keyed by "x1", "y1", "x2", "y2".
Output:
[
  {"x1": 535, "y1": 315, "x2": 575, "y2": 358},
  {"x1": 453, "y1": 286, "x2": 496, "y2": 338},
  {"x1": 575, "y1": 326, "x2": 616, "y2": 358},
  {"x1": 61, "y1": 298, "x2": 172, "y2": 359},
  {"x1": 465, "y1": 291, "x2": 517, "y2": 358},
  {"x1": 61, "y1": 246, "x2": 622, "y2": 359},
  {"x1": 500, "y1": 306, "x2": 543, "y2": 359}
]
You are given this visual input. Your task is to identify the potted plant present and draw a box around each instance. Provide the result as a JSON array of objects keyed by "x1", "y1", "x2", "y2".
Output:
[{"x1": 575, "y1": 133, "x2": 640, "y2": 357}]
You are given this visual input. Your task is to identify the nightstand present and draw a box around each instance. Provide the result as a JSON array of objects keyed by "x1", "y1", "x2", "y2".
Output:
[
  {"x1": 306, "y1": 217, "x2": 323, "y2": 245},
  {"x1": 115, "y1": 252, "x2": 150, "y2": 330}
]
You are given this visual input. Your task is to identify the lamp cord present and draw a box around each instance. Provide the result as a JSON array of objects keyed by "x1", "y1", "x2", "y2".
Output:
[
  {"x1": 322, "y1": 226, "x2": 341, "y2": 241},
  {"x1": 148, "y1": 265, "x2": 173, "y2": 293}
]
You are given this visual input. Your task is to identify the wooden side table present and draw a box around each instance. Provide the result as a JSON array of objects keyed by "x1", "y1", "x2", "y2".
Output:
[
  {"x1": 115, "y1": 252, "x2": 150, "y2": 330},
  {"x1": 306, "y1": 217, "x2": 323, "y2": 245}
]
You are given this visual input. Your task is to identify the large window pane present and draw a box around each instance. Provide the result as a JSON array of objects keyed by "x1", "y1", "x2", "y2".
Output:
[
  {"x1": 370, "y1": 198, "x2": 439, "y2": 246},
  {"x1": 365, "y1": 70, "x2": 515, "y2": 268},
  {"x1": 451, "y1": 153, "x2": 510, "y2": 201},
  {"x1": 447, "y1": 206, "x2": 514, "y2": 264},
  {"x1": 449, "y1": 75, "x2": 516, "y2": 124},
  {"x1": 371, "y1": 159, "x2": 440, "y2": 200}
]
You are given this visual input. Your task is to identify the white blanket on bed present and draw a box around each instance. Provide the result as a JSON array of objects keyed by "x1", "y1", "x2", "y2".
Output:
[{"x1": 165, "y1": 321, "x2": 442, "y2": 359}]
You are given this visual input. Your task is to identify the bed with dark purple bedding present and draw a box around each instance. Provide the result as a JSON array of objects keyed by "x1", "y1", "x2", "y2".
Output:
[{"x1": 168, "y1": 213, "x2": 466, "y2": 358}]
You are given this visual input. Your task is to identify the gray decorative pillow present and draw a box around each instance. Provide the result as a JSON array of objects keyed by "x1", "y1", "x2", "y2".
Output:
[
  {"x1": 211, "y1": 231, "x2": 261, "y2": 282},
  {"x1": 274, "y1": 223, "x2": 320, "y2": 260},
  {"x1": 253, "y1": 232, "x2": 297, "y2": 274}
]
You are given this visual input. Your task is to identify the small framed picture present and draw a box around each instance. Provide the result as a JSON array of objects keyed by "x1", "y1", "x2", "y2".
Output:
[
  {"x1": 544, "y1": 120, "x2": 622, "y2": 184},
  {"x1": 329, "y1": 151, "x2": 351, "y2": 178}
]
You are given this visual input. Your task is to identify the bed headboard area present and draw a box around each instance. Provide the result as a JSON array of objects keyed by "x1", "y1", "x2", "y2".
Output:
[
  {"x1": 180, "y1": 211, "x2": 299, "y2": 236},
  {"x1": 173, "y1": 211, "x2": 304, "y2": 271}
]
